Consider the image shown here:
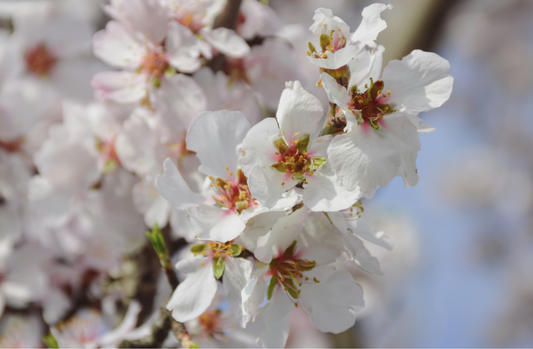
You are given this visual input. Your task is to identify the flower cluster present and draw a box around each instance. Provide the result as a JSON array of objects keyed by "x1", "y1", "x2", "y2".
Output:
[{"x1": 0, "y1": 1, "x2": 452, "y2": 348}]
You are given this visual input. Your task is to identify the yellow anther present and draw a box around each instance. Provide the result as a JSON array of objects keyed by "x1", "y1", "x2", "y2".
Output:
[
  {"x1": 229, "y1": 172, "x2": 233, "y2": 176},
  {"x1": 225, "y1": 166, "x2": 229, "y2": 171},
  {"x1": 294, "y1": 132, "x2": 300, "y2": 136},
  {"x1": 281, "y1": 182, "x2": 285, "y2": 186}
]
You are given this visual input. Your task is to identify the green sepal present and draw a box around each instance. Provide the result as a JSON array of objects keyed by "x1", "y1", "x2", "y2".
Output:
[
  {"x1": 282, "y1": 240, "x2": 297, "y2": 259},
  {"x1": 151, "y1": 76, "x2": 161, "y2": 88},
  {"x1": 190, "y1": 243, "x2": 208, "y2": 254},
  {"x1": 273, "y1": 137, "x2": 288, "y2": 154},
  {"x1": 42, "y1": 333, "x2": 59, "y2": 349},
  {"x1": 235, "y1": 200, "x2": 249, "y2": 214},
  {"x1": 229, "y1": 244, "x2": 242, "y2": 257},
  {"x1": 308, "y1": 41, "x2": 316, "y2": 53},
  {"x1": 319, "y1": 33, "x2": 330, "y2": 51},
  {"x1": 283, "y1": 279, "x2": 299, "y2": 299},
  {"x1": 309, "y1": 157, "x2": 327, "y2": 171},
  {"x1": 272, "y1": 162, "x2": 287, "y2": 173},
  {"x1": 213, "y1": 256, "x2": 226, "y2": 279},
  {"x1": 296, "y1": 134, "x2": 309, "y2": 153},
  {"x1": 146, "y1": 223, "x2": 167, "y2": 257},
  {"x1": 292, "y1": 172, "x2": 306, "y2": 182},
  {"x1": 266, "y1": 275, "x2": 277, "y2": 301},
  {"x1": 164, "y1": 66, "x2": 177, "y2": 78},
  {"x1": 296, "y1": 259, "x2": 316, "y2": 271},
  {"x1": 103, "y1": 159, "x2": 117, "y2": 173}
]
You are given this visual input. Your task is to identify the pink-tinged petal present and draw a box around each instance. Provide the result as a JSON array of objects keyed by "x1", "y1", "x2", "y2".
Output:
[
  {"x1": 167, "y1": 256, "x2": 217, "y2": 322},
  {"x1": 166, "y1": 21, "x2": 201, "y2": 73},
  {"x1": 328, "y1": 124, "x2": 400, "y2": 193},
  {"x1": 155, "y1": 158, "x2": 205, "y2": 210},
  {"x1": 383, "y1": 50, "x2": 454, "y2": 115},
  {"x1": 255, "y1": 289, "x2": 293, "y2": 348},
  {"x1": 384, "y1": 114, "x2": 421, "y2": 187},
  {"x1": 188, "y1": 204, "x2": 245, "y2": 242},
  {"x1": 299, "y1": 266, "x2": 364, "y2": 333},
  {"x1": 92, "y1": 21, "x2": 144, "y2": 69},
  {"x1": 201, "y1": 27, "x2": 250, "y2": 58},
  {"x1": 276, "y1": 81, "x2": 323, "y2": 143},
  {"x1": 350, "y1": 3, "x2": 392, "y2": 46},
  {"x1": 105, "y1": 0, "x2": 168, "y2": 43},
  {"x1": 248, "y1": 166, "x2": 299, "y2": 210},
  {"x1": 91, "y1": 71, "x2": 146, "y2": 103},
  {"x1": 239, "y1": 117, "x2": 281, "y2": 175},
  {"x1": 186, "y1": 110, "x2": 250, "y2": 178}
]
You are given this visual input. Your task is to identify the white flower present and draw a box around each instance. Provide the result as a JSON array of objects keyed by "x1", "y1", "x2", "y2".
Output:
[
  {"x1": 245, "y1": 210, "x2": 364, "y2": 348},
  {"x1": 156, "y1": 110, "x2": 296, "y2": 242},
  {"x1": 323, "y1": 49, "x2": 453, "y2": 193},
  {"x1": 92, "y1": 20, "x2": 201, "y2": 103},
  {"x1": 307, "y1": 4, "x2": 391, "y2": 70},
  {"x1": 167, "y1": 242, "x2": 255, "y2": 326},
  {"x1": 240, "y1": 81, "x2": 360, "y2": 212}
]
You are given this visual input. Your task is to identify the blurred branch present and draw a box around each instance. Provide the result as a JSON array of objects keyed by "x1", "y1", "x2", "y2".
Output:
[{"x1": 208, "y1": 0, "x2": 243, "y2": 72}]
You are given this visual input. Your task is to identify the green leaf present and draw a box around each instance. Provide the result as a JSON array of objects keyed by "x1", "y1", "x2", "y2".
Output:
[
  {"x1": 190, "y1": 244, "x2": 207, "y2": 254},
  {"x1": 42, "y1": 333, "x2": 58, "y2": 349},
  {"x1": 213, "y1": 257, "x2": 226, "y2": 279},
  {"x1": 266, "y1": 275, "x2": 278, "y2": 301},
  {"x1": 282, "y1": 240, "x2": 297, "y2": 259},
  {"x1": 146, "y1": 223, "x2": 169, "y2": 260},
  {"x1": 229, "y1": 244, "x2": 242, "y2": 257}
]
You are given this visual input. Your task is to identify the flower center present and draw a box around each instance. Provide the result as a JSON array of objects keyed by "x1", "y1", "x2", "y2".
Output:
[
  {"x1": 267, "y1": 241, "x2": 317, "y2": 301},
  {"x1": 198, "y1": 309, "x2": 225, "y2": 338},
  {"x1": 25, "y1": 44, "x2": 57, "y2": 76},
  {"x1": 307, "y1": 29, "x2": 347, "y2": 59},
  {"x1": 139, "y1": 47, "x2": 170, "y2": 87},
  {"x1": 0, "y1": 138, "x2": 24, "y2": 153},
  {"x1": 349, "y1": 78, "x2": 395, "y2": 129},
  {"x1": 272, "y1": 135, "x2": 326, "y2": 182},
  {"x1": 95, "y1": 137, "x2": 121, "y2": 172},
  {"x1": 210, "y1": 169, "x2": 256, "y2": 214}
]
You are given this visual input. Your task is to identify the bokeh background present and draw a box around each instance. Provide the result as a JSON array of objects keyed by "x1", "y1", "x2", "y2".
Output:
[{"x1": 2, "y1": 0, "x2": 533, "y2": 347}]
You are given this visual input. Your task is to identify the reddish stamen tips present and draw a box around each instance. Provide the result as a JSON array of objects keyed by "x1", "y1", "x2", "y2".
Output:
[
  {"x1": 140, "y1": 48, "x2": 169, "y2": 79},
  {"x1": 25, "y1": 44, "x2": 57, "y2": 76}
]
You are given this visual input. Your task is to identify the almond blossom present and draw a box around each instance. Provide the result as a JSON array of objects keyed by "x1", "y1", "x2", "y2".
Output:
[
  {"x1": 240, "y1": 81, "x2": 361, "y2": 212},
  {"x1": 322, "y1": 48, "x2": 453, "y2": 193}
]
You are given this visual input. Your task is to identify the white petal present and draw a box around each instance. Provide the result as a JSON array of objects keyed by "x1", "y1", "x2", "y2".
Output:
[
  {"x1": 105, "y1": 0, "x2": 168, "y2": 42},
  {"x1": 303, "y1": 164, "x2": 361, "y2": 212},
  {"x1": 308, "y1": 44, "x2": 361, "y2": 70},
  {"x1": 188, "y1": 204, "x2": 245, "y2": 242},
  {"x1": 254, "y1": 207, "x2": 306, "y2": 263},
  {"x1": 384, "y1": 115, "x2": 421, "y2": 187},
  {"x1": 382, "y1": 50, "x2": 454, "y2": 114},
  {"x1": 98, "y1": 301, "x2": 142, "y2": 346},
  {"x1": 343, "y1": 233, "x2": 383, "y2": 275},
  {"x1": 276, "y1": 81, "x2": 323, "y2": 143},
  {"x1": 239, "y1": 117, "x2": 281, "y2": 175},
  {"x1": 92, "y1": 71, "x2": 146, "y2": 103},
  {"x1": 309, "y1": 8, "x2": 351, "y2": 35},
  {"x1": 132, "y1": 180, "x2": 171, "y2": 227},
  {"x1": 236, "y1": 211, "x2": 288, "y2": 251},
  {"x1": 166, "y1": 21, "x2": 201, "y2": 73},
  {"x1": 248, "y1": 166, "x2": 298, "y2": 210},
  {"x1": 155, "y1": 158, "x2": 205, "y2": 210},
  {"x1": 321, "y1": 72, "x2": 351, "y2": 110},
  {"x1": 330, "y1": 212, "x2": 394, "y2": 251},
  {"x1": 299, "y1": 266, "x2": 364, "y2": 333},
  {"x1": 186, "y1": 110, "x2": 250, "y2": 178},
  {"x1": 328, "y1": 124, "x2": 400, "y2": 193},
  {"x1": 167, "y1": 256, "x2": 217, "y2": 322},
  {"x1": 92, "y1": 21, "x2": 144, "y2": 69},
  {"x1": 202, "y1": 27, "x2": 250, "y2": 58},
  {"x1": 256, "y1": 289, "x2": 293, "y2": 348},
  {"x1": 348, "y1": 45, "x2": 384, "y2": 87},
  {"x1": 169, "y1": 209, "x2": 197, "y2": 242},
  {"x1": 350, "y1": 3, "x2": 391, "y2": 46},
  {"x1": 223, "y1": 257, "x2": 254, "y2": 327}
]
